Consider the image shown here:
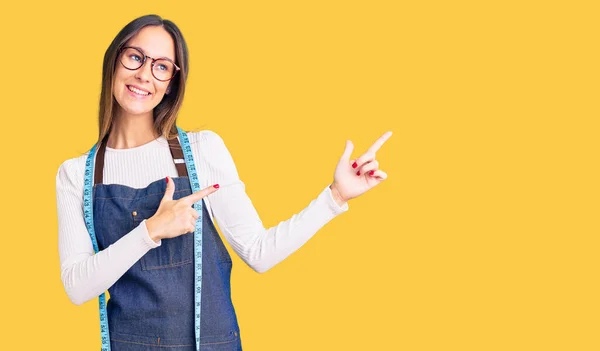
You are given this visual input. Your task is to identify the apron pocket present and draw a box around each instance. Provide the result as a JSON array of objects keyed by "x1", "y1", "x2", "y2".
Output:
[
  {"x1": 140, "y1": 224, "x2": 194, "y2": 271},
  {"x1": 132, "y1": 207, "x2": 194, "y2": 271}
]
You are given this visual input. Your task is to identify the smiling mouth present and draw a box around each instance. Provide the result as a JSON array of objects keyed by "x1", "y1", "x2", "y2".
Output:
[{"x1": 127, "y1": 85, "x2": 151, "y2": 96}]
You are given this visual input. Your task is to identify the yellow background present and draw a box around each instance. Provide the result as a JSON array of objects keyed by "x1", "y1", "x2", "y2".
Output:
[{"x1": 1, "y1": 0, "x2": 598, "y2": 350}]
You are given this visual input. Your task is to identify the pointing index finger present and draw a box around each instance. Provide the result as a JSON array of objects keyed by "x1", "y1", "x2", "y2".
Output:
[
  {"x1": 181, "y1": 186, "x2": 217, "y2": 206},
  {"x1": 368, "y1": 131, "x2": 393, "y2": 154}
]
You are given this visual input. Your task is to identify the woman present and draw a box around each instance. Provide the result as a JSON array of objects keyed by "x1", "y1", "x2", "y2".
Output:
[{"x1": 56, "y1": 14, "x2": 391, "y2": 350}]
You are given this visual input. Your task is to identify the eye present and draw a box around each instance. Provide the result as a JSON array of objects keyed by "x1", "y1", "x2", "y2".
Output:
[
  {"x1": 157, "y1": 64, "x2": 167, "y2": 71},
  {"x1": 130, "y1": 54, "x2": 142, "y2": 62}
]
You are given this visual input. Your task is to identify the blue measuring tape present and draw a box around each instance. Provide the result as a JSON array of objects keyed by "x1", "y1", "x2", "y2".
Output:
[
  {"x1": 177, "y1": 126, "x2": 205, "y2": 351},
  {"x1": 82, "y1": 142, "x2": 110, "y2": 351},
  {"x1": 83, "y1": 126, "x2": 204, "y2": 351}
]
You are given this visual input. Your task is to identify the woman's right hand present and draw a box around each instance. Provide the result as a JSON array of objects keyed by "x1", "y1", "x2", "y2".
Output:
[{"x1": 146, "y1": 176, "x2": 220, "y2": 242}]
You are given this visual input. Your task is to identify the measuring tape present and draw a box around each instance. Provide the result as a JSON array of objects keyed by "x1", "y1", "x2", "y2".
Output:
[
  {"x1": 83, "y1": 141, "x2": 110, "y2": 351},
  {"x1": 83, "y1": 126, "x2": 204, "y2": 351},
  {"x1": 177, "y1": 126, "x2": 204, "y2": 351}
]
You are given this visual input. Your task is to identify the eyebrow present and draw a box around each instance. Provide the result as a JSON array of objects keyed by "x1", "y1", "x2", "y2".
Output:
[{"x1": 129, "y1": 45, "x2": 176, "y2": 63}]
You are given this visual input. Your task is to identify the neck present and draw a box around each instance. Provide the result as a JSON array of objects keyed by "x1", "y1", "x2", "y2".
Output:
[{"x1": 107, "y1": 109, "x2": 160, "y2": 149}]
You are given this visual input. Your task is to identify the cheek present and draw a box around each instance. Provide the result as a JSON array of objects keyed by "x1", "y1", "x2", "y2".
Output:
[
  {"x1": 154, "y1": 82, "x2": 170, "y2": 95},
  {"x1": 112, "y1": 69, "x2": 129, "y2": 92}
]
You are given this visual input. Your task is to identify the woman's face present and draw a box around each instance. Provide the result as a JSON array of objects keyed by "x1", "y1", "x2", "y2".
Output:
[{"x1": 113, "y1": 25, "x2": 176, "y2": 117}]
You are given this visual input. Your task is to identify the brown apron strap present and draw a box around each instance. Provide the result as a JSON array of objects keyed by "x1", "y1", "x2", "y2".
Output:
[
  {"x1": 94, "y1": 135, "x2": 109, "y2": 185},
  {"x1": 167, "y1": 135, "x2": 189, "y2": 178},
  {"x1": 94, "y1": 131, "x2": 189, "y2": 185}
]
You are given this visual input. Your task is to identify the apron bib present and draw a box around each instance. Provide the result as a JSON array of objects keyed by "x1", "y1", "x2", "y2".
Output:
[{"x1": 84, "y1": 127, "x2": 242, "y2": 350}]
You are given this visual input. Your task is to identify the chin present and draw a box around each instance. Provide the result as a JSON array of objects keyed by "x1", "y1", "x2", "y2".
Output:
[
  {"x1": 115, "y1": 97, "x2": 156, "y2": 116},
  {"x1": 124, "y1": 105, "x2": 154, "y2": 116}
]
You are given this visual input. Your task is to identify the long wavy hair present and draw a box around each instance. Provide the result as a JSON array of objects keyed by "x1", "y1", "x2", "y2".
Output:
[{"x1": 97, "y1": 14, "x2": 190, "y2": 146}]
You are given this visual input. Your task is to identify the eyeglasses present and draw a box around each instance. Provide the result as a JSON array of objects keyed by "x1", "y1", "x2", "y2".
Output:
[{"x1": 118, "y1": 46, "x2": 180, "y2": 82}]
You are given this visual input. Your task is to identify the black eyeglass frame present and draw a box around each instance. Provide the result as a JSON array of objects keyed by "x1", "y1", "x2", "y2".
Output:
[{"x1": 118, "y1": 46, "x2": 181, "y2": 82}]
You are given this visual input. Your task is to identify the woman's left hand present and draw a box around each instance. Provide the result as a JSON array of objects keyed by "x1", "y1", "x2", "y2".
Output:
[{"x1": 329, "y1": 131, "x2": 393, "y2": 205}]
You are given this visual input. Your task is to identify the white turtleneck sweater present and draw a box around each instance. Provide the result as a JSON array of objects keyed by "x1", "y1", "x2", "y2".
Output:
[{"x1": 56, "y1": 130, "x2": 348, "y2": 306}]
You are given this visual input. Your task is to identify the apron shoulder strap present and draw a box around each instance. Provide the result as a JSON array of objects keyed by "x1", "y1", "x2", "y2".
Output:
[
  {"x1": 93, "y1": 131, "x2": 189, "y2": 185},
  {"x1": 167, "y1": 135, "x2": 189, "y2": 178},
  {"x1": 94, "y1": 135, "x2": 108, "y2": 185}
]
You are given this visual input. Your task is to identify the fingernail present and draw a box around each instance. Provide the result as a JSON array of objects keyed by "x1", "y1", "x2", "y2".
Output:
[
  {"x1": 352, "y1": 162, "x2": 357, "y2": 168},
  {"x1": 369, "y1": 171, "x2": 374, "y2": 176},
  {"x1": 166, "y1": 177, "x2": 169, "y2": 184},
  {"x1": 213, "y1": 184, "x2": 220, "y2": 189},
  {"x1": 356, "y1": 171, "x2": 360, "y2": 176}
]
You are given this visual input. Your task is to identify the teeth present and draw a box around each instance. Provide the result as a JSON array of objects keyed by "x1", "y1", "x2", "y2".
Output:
[{"x1": 128, "y1": 86, "x2": 150, "y2": 96}]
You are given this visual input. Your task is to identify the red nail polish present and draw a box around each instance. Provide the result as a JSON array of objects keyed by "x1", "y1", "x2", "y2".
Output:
[
  {"x1": 214, "y1": 184, "x2": 220, "y2": 189},
  {"x1": 166, "y1": 177, "x2": 169, "y2": 184},
  {"x1": 352, "y1": 162, "x2": 357, "y2": 168},
  {"x1": 369, "y1": 170, "x2": 374, "y2": 176},
  {"x1": 356, "y1": 171, "x2": 360, "y2": 176}
]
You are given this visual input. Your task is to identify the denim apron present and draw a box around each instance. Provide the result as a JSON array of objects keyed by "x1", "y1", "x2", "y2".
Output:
[{"x1": 92, "y1": 133, "x2": 242, "y2": 350}]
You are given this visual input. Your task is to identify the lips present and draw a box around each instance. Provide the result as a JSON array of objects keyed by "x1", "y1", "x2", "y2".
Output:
[{"x1": 126, "y1": 85, "x2": 152, "y2": 96}]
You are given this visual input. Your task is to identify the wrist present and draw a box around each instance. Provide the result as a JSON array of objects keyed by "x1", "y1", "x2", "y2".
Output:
[
  {"x1": 329, "y1": 183, "x2": 347, "y2": 207},
  {"x1": 145, "y1": 217, "x2": 162, "y2": 243}
]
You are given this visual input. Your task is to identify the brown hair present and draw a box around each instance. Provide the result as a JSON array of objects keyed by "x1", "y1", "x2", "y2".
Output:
[{"x1": 97, "y1": 14, "x2": 189, "y2": 146}]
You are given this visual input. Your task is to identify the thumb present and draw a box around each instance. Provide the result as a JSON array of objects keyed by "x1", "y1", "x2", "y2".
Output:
[
  {"x1": 340, "y1": 140, "x2": 354, "y2": 161},
  {"x1": 162, "y1": 176, "x2": 175, "y2": 202}
]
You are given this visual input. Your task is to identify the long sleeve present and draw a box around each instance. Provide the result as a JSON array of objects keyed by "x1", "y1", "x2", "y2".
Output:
[
  {"x1": 196, "y1": 131, "x2": 349, "y2": 273},
  {"x1": 56, "y1": 159, "x2": 161, "y2": 306}
]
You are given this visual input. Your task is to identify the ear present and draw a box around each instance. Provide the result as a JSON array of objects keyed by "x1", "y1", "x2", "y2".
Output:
[{"x1": 165, "y1": 82, "x2": 172, "y2": 95}]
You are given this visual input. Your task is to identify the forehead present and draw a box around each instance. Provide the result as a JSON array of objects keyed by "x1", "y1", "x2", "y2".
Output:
[{"x1": 125, "y1": 26, "x2": 176, "y2": 60}]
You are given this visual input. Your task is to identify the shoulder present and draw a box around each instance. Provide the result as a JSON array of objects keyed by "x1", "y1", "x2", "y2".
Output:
[
  {"x1": 185, "y1": 129, "x2": 238, "y2": 173},
  {"x1": 186, "y1": 129, "x2": 226, "y2": 147},
  {"x1": 186, "y1": 129, "x2": 231, "y2": 158},
  {"x1": 55, "y1": 153, "x2": 89, "y2": 187}
]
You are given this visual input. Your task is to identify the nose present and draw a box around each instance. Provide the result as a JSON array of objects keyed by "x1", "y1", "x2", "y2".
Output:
[{"x1": 135, "y1": 59, "x2": 153, "y2": 82}]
